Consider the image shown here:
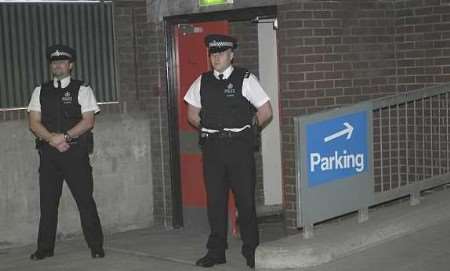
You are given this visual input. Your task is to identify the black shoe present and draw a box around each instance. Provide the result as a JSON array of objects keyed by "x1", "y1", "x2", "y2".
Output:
[
  {"x1": 243, "y1": 251, "x2": 255, "y2": 268},
  {"x1": 30, "y1": 250, "x2": 54, "y2": 261},
  {"x1": 90, "y1": 248, "x2": 105, "y2": 258},
  {"x1": 195, "y1": 254, "x2": 226, "y2": 268}
]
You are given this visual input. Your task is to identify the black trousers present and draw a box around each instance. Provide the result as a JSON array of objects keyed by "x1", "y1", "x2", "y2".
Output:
[
  {"x1": 201, "y1": 134, "x2": 259, "y2": 257},
  {"x1": 36, "y1": 144, "x2": 103, "y2": 252}
]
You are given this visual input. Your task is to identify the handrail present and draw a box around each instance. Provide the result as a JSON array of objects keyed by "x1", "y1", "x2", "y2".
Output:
[
  {"x1": 294, "y1": 82, "x2": 450, "y2": 235},
  {"x1": 370, "y1": 83, "x2": 450, "y2": 109}
]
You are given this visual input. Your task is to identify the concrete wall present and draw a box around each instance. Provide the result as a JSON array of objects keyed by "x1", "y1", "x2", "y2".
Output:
[{"x1": 0, "y1": 113, "x2": 153, "y2": 248}]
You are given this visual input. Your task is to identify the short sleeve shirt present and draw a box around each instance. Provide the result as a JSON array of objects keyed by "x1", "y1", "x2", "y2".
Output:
[
  {"x1": 184, "y1": 66, "x2": 270, "y2": 109},
  {"x1": 27, "y1": 76, "x2": 100, "y2": 114}
]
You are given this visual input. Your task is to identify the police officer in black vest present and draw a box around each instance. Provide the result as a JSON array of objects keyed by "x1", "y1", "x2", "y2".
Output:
[
  {"x1": 184, "y1": 34, "x2": 273, "y2": 268},
  {"x1": 27, "y1": 45, "x2": 104, "y2": 260}
]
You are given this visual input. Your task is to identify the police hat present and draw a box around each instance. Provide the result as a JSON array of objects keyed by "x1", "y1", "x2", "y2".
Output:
[
  {"x1": 47, "y1": 44, "x2": 76, "y2": 62},
  {"x1": 204, "y1": 34, "x2": 237, "y2": 54}
]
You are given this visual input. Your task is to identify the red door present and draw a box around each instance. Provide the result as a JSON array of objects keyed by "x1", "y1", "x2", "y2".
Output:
[{"x1": 176, "y1": 21, "x2": 237, "y2": 234}]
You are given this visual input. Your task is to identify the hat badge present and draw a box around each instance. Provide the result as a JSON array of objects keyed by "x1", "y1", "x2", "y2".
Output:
[
  {"x1": 209, "y1": 40, "x2": 233, "y2": 48},
  {"x1": 54, "y1": 50, "x2": 62, "y2": 56},
  {"x1": 210, "y1": 40, "x2": 220, "y2": 47}
]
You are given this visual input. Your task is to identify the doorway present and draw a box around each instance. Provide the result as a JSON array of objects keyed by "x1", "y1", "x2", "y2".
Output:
[
  {"x1": 175, "y1": 20, "x2": 234, "y2": 231},
  {"x1": 164, "y1": 6, "x2": 280, "y2": 230}
]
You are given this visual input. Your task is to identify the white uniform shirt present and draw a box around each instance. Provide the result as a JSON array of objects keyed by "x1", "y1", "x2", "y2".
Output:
[
  {"x1": 184, "y1": 65, "x2": 270, "y2": 109},
  {"x1": 27, "y1": 76, "x2": 100, "y2": 114},
  {"x1": 184, "y1": 66, "x2": 270, "y2": 131}
]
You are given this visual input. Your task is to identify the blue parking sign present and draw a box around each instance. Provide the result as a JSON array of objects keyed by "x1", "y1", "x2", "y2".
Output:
[{"x1": 306, "y1": 111, "x2": 368, "y2": 187}]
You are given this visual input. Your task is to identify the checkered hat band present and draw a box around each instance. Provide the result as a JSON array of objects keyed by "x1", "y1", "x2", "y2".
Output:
[
  {"x1": 50, "y1": 50, "x2": 72, "y2": 58},
  {"x1": 209, "y1": 41, "x2": 233, "y2": 48}
]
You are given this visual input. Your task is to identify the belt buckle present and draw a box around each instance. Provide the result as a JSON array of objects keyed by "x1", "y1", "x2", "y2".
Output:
[{"x1": 200, "y1": 132, "x2": 209, "y2": 139}]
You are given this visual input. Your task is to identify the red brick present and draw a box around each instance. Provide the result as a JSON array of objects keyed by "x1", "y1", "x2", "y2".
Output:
[
  {"x1": 305, "y1": 89, "x2": 325, "y2": 97},
  {"x1": 288, "y1": 64, "x2": 314, "y2": 73},
  {"x1": 305, "y1": 55, "x2": 324, "y2": 63},
  {"x1": 288, "y1": 81, "x2": 315, "y2": 90},
  {"x1": 317, "y1": 97, "x2": 335, "y2": 106},
  {"x1": 306, "y1": 72, "x2": 325, "y2": 80}
]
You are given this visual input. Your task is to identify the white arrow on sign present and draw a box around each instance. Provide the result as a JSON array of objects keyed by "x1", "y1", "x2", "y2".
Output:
[{"x1": 324, "y1": 122, "x2": 354, "y2": 143}]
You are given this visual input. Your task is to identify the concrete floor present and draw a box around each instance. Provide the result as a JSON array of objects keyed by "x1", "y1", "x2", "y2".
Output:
[
  {"x1": 300, "y1": 218, "x2": 450, "y2": 271},
  {"x1": 2, "y1": 189, "x2": 450, "y2": 271},
  {"x1": 0, "y1": 219, "x2": 285, "y2": 271}
]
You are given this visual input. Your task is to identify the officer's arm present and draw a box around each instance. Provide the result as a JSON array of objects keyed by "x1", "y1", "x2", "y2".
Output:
[
  {"x1": 256, "y1": 101, "x2": 273, "y2": 129},
  {"x1": 187, "y1": 104, "x2": 201, "y2": 129},
  {"x1": 28, "y1": 111, "x2": 66, "y2": 147},
  {"x1": 66, "y1": 111, "x2": 95, "y2": 138}
]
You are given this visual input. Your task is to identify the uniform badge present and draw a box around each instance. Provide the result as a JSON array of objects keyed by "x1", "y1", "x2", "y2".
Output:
[
  {"x1": 224, "y1": 83, "x2": 236, "y2": 97},
  {"x1": 61, "y1": 91, "x2": 73, "y2": 104}
]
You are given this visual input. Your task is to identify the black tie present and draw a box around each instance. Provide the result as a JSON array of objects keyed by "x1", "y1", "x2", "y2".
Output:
[
  {"x1": 218, "y1": 74, "x2": 224, "y2": 80},
  {"x1": 57, "y1": 80, "x2": 61, "y2": 89}
]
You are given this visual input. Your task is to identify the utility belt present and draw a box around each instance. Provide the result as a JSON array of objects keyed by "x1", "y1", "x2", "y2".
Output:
[{"x1": 199, "y1": 126, "x2": 252, "y2": 146}]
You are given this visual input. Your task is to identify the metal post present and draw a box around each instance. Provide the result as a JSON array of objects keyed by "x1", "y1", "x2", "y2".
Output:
[
  {"x1": 396, "y1": 104, "x2": 400, "y2": 186},
  {"x1": 380, "y1": 110, "x2": 384, "y2": 191},
  {"x1": 358, "y1": 207, "x2": 369, "y2": 223},
  {"x1": 422, "y1": 99, "x2": 425, "y2": 181},
  {"x1": 410, "y1": 190, "x2": 421, "y2": 206},
  {"x1": 405, "y1": 101, "x2": 409, "y2": 185},
  {"x1": 388, "y1": 106, "x2": 392, "y2": 189},
  {"x1": 303, "y1": 224, "x2": 314, "y2": 239}
]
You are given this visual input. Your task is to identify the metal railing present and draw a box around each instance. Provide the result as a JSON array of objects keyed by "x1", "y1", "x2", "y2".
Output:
[
  {"x1": 295, "y1": 82, "x2": 450, "y2": 237},
  {"x1": 372, "y1": 83, "x2": 450, "y2": 205}
]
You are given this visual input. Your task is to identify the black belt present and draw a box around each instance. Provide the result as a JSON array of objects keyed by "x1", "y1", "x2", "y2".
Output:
[{"x1": 201, "y1": 128, "x2": 250, "y2": 139}]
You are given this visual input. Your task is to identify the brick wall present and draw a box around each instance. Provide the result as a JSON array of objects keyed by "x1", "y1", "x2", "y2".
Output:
[
  {"x1": 114, "y1": 1, "x2": 172, "y2": 226},
  {"x1": 278, "y1": 0, "x2": 450, "y2": 230},
  {"x1": 278, "y1": 0, "x2": 398, "y2": 229},
  {"x1": 374, "y1": 0, "x2": 450, "y2": 194},
  {"x1": 395, "y1": 0, "x2": 450, "y2": 91}
]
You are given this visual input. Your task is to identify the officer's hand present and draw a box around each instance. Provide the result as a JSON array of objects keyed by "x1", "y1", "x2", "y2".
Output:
[
  {"x1": 56, "y1": 141, "x2": 70, "y2": 152},
  {"x1": 49, "y1": 133, "x2": 66, "y2": 148}
]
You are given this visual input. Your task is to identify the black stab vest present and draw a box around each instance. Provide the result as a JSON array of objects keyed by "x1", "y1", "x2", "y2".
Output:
[
  {"x1": 199, "y1": 67, "x2": 255, "y2": 130},
  {"x1": 40, "y1": 79, "x2": 83, "y2": 133}
]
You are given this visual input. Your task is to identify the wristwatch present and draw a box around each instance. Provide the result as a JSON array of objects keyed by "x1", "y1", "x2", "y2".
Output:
[{"x1": 64, "y1": 132, "x2": 73, "y2": 143}]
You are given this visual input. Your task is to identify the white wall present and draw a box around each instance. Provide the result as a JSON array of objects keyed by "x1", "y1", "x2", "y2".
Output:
[{"x1": 258, "y1": 21, "x2": 283, "y2": 206}]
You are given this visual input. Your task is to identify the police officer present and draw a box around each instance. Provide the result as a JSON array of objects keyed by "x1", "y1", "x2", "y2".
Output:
[
  {"x1": 184, "y1": 34, "x2": 273, "y2": 268},
  {"x1": 27, "y1": 44, "x2": 104, "y2": 260}
]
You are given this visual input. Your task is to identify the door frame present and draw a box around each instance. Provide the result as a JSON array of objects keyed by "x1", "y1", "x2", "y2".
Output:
[{"x1": 163, "y1": 6, "x2": 277, "y2": 228}]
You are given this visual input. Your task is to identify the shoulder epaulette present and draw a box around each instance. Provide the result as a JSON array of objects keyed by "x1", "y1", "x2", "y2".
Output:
[
  {"x1": 76, "y1": 79, "x2": 86, "y2": 87},
  {"x1": 244, "y1": 70, "x2": 251, "y2": 78}
]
